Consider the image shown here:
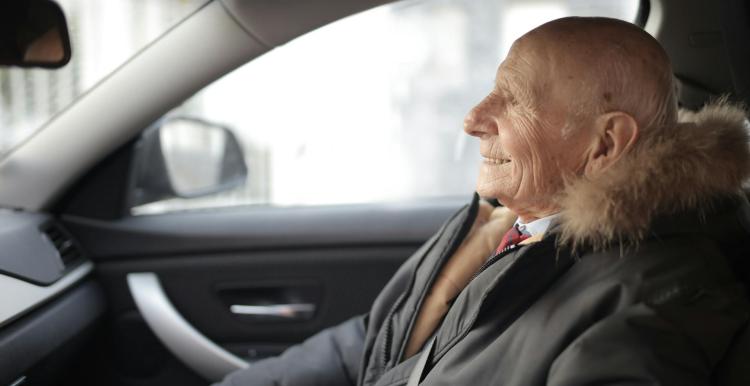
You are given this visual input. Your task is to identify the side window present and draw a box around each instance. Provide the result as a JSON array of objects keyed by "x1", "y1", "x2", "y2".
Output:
[{"x1": 131, "y1": 0, "x2": 638, "y2": 215}]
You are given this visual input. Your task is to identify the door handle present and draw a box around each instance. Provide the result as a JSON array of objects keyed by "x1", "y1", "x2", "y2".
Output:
[{"x1": 230, "y1": 303, "x2": 316, "y2": 320}]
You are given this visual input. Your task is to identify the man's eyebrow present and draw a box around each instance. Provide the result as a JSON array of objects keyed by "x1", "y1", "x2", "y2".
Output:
[
  {"x1": 499, "y1": 75, "x2": 535, "y2": 108},
  {"x1": 514, "y1": 83, "x2": 536, "y2": 107}
]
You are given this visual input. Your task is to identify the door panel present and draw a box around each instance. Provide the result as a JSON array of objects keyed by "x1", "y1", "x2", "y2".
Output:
[
  {"x1": 63, "y1": 198, "x2": 466, "y2": 384},
  {"x1": 98, "y1": 245, "x2": 417, "y2": 351},
  {"x1": 65, "y1": 200, "x2": 461, "y2": 258}
]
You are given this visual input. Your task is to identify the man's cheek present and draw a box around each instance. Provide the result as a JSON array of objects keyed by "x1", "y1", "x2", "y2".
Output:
[
  {"x1": 503, "y1": 128, "x2": 537, "y2": 163},
  {"x1": 528, "y1": 154, "x2": 565, "y2": 197}
]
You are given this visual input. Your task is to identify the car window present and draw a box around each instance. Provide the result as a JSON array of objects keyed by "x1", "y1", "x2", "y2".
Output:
[
  {"x1": 0, "y1": 0, "x2": 206, "y2": 159},
  {"x1": 131, "y1": 0, "x2": 639, "y2": 215}
]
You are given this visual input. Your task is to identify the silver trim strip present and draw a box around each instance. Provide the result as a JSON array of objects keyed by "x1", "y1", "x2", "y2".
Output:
[
  {"x1": 9, "y1": 376, "x2": 27, "y2": 386},
  {"x1": 230, "y1": 303, "x2": 316, "y2": 319},
  {"x1": 127, "y1": 272, "x2": 247, "y2": 381},
  {"x1": 0, "y1": 261, "x2": 93, "y2": 327}
]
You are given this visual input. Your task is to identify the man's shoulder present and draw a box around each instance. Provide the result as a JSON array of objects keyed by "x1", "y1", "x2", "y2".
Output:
[
  {"x1": 559, "y1": 195, "x2": 749, "y2": 302},
  {"x1": 551, "y1": 253, "x2": 748, "y2": 335}
]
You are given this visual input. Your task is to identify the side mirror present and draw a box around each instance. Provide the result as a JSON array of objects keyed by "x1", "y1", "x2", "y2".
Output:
[
  {"x1": 0, "y1": 0, "x2": 72, "y2": 68},
  {"x1": 129, "y1": 117, "x2": 249, "y2": 208}
]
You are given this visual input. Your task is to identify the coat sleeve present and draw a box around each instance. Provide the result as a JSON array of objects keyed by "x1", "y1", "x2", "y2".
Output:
[
  {"x1": 547, "y1": 293, "x2": 749, "y2": 386},
  {"x1": 212, "y1": 314, "x2": 367, "y2": 386}
]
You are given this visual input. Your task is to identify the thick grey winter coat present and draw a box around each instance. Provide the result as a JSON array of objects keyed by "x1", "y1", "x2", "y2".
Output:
[{"x1": 214, "y1": 103, "x2": 750, "y2": 386}]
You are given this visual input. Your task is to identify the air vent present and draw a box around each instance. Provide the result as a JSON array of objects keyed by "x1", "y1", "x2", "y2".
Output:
[{"x1": 42, "y1": 222, "x2": 83, "y2": 266}]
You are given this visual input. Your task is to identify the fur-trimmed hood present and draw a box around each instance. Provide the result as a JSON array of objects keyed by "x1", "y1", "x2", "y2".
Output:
[{"x1": 557, "y1": 100, "x2": 750, "y2": 250}]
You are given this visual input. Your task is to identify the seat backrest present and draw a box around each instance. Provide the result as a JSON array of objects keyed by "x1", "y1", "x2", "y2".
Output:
[
  {"x1": 711, "y1": 195, "x2": 750, "y2": 385},
  {"x1": 713, "y1": 324, "x2": 750, "y2": 386}
]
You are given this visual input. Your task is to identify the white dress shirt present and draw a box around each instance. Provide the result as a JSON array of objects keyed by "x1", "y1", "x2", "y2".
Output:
[{"x1": 515, "y1": 214, "x2": 558, "y2": 237}]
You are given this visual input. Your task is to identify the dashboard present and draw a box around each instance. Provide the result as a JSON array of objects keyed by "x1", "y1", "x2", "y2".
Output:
[{"x1": 0, "y1": 209, "x2": 103, "y2": 385}]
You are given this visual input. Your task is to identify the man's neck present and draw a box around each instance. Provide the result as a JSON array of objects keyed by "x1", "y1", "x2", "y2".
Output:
[{"x1": 515, "y1": 205, "x2": 560, "y2": 223}]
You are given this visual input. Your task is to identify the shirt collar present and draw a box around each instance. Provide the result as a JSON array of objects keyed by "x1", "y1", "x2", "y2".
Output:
[{"x1": 515, "y1": 214, "x2": 559, "y2": 237}]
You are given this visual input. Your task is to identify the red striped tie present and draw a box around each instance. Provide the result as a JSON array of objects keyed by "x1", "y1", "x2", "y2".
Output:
[{"x1": 494, "y1": 224, "x2": 531, "y2": 255}]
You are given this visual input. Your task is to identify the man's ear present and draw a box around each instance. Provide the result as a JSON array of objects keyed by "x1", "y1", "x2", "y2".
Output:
[{"x1": 584, "y1": 111, "x2": 639, "y2": 178}]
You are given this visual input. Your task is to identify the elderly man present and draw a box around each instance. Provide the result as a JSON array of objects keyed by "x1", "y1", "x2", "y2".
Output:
[{"x1": 215, "y1": 16, "x2": 750, "y2": 386}]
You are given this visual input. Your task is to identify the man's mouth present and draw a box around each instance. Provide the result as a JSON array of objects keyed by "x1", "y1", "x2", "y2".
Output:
[{"x1": 483, "y1": 157, "x2": 511, "y2": 165}]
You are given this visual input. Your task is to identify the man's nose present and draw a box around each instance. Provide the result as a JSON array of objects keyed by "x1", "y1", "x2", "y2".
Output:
[{"x1": 463, "y1": 97, "x2": 498, "y2": 138}]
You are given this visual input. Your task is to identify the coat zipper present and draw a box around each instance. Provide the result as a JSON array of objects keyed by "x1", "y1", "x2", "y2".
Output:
[
  {"x1": 431, "y1": 240, "x2": 571, "y2": 366},
  {"x1": 470, "y1": 244, "x2": 520, "y2": 281},
  {"x1": 423, "y1": 247, "x2": 523, "y2": 366}
]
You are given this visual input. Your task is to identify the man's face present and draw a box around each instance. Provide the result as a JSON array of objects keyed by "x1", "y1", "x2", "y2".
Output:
[{"x1": 464, "y1": 37, "x2": 588, "y2": 220}]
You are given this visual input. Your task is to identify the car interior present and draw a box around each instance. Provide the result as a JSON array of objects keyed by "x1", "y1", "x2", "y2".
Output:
[{"x1": 0, "y1": 0, "x2": 749, "y2": 385}]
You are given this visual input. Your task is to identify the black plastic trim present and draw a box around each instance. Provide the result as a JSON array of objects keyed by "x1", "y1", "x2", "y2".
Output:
[
  {"x1": 636, "y1": 0, "x2": 650, "y2": 27},
  {"x1": 0, "y1": 210, "x2": 66, "y2": 285},
  {"x1": 63, "y1": 197, "x2": 467, "y2": 260},
  {"x1": 0, "y1": 280, "x2": 105, "y2": 385}
]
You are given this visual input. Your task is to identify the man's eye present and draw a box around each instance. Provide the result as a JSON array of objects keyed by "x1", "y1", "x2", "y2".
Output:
[
  {"x1": 496, "y1": 87, "x2": 517, "y2": 106},
  {"x1": 490, "y1": 88, "x2": 519, "y2": 110},
  {"x1": 502, "y1": 90, "x2": 519, "y2": 108},
  {"x1": 507, "y1": 94, "x2": 519, "y2": 107}
]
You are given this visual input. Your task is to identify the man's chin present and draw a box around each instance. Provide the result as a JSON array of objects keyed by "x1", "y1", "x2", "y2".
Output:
[
  {"x1": 476, "y1": 167, "x2": 512, "y2": 195},
  {"x1": 475, "y1": 183, "x2": 507, "y2": 203}
]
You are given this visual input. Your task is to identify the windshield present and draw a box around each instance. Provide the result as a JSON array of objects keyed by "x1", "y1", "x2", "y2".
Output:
[{"x1": 0, "y1": 0, "x2": 206, "y2": 158}]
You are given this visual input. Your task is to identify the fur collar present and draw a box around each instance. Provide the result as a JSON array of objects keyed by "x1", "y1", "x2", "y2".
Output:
[{"x1": 556, "y1": 100, "x2": 750, "y2": 250}]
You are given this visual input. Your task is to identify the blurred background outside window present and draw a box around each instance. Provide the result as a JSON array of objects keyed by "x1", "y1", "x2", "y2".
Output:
[
  {"x1": 0, "y1": 0, "x2": 638, "y2": 215},
  {"x1": 136, "y1": 0, "x2": 638, "y2": 214},
  {"x1": 0, "y1": 0, "x2": 205, "y2": 157}
]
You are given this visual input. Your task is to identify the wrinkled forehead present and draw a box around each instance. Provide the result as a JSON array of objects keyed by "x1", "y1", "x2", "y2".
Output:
[
  {"x1": 495, "y1": 38, "x2": 541, "y2": 86},
  {"x1": 495, "y1": 36, "x2": 571, "y2": 102}
]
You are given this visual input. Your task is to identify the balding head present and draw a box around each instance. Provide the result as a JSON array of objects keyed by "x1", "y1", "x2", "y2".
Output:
[
  {"x1": 526, "y1": 17, "x2": 677, "y2": 133},
  {"x1": 464, "y1": 17, "x2": 678, "y2": 221}
]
